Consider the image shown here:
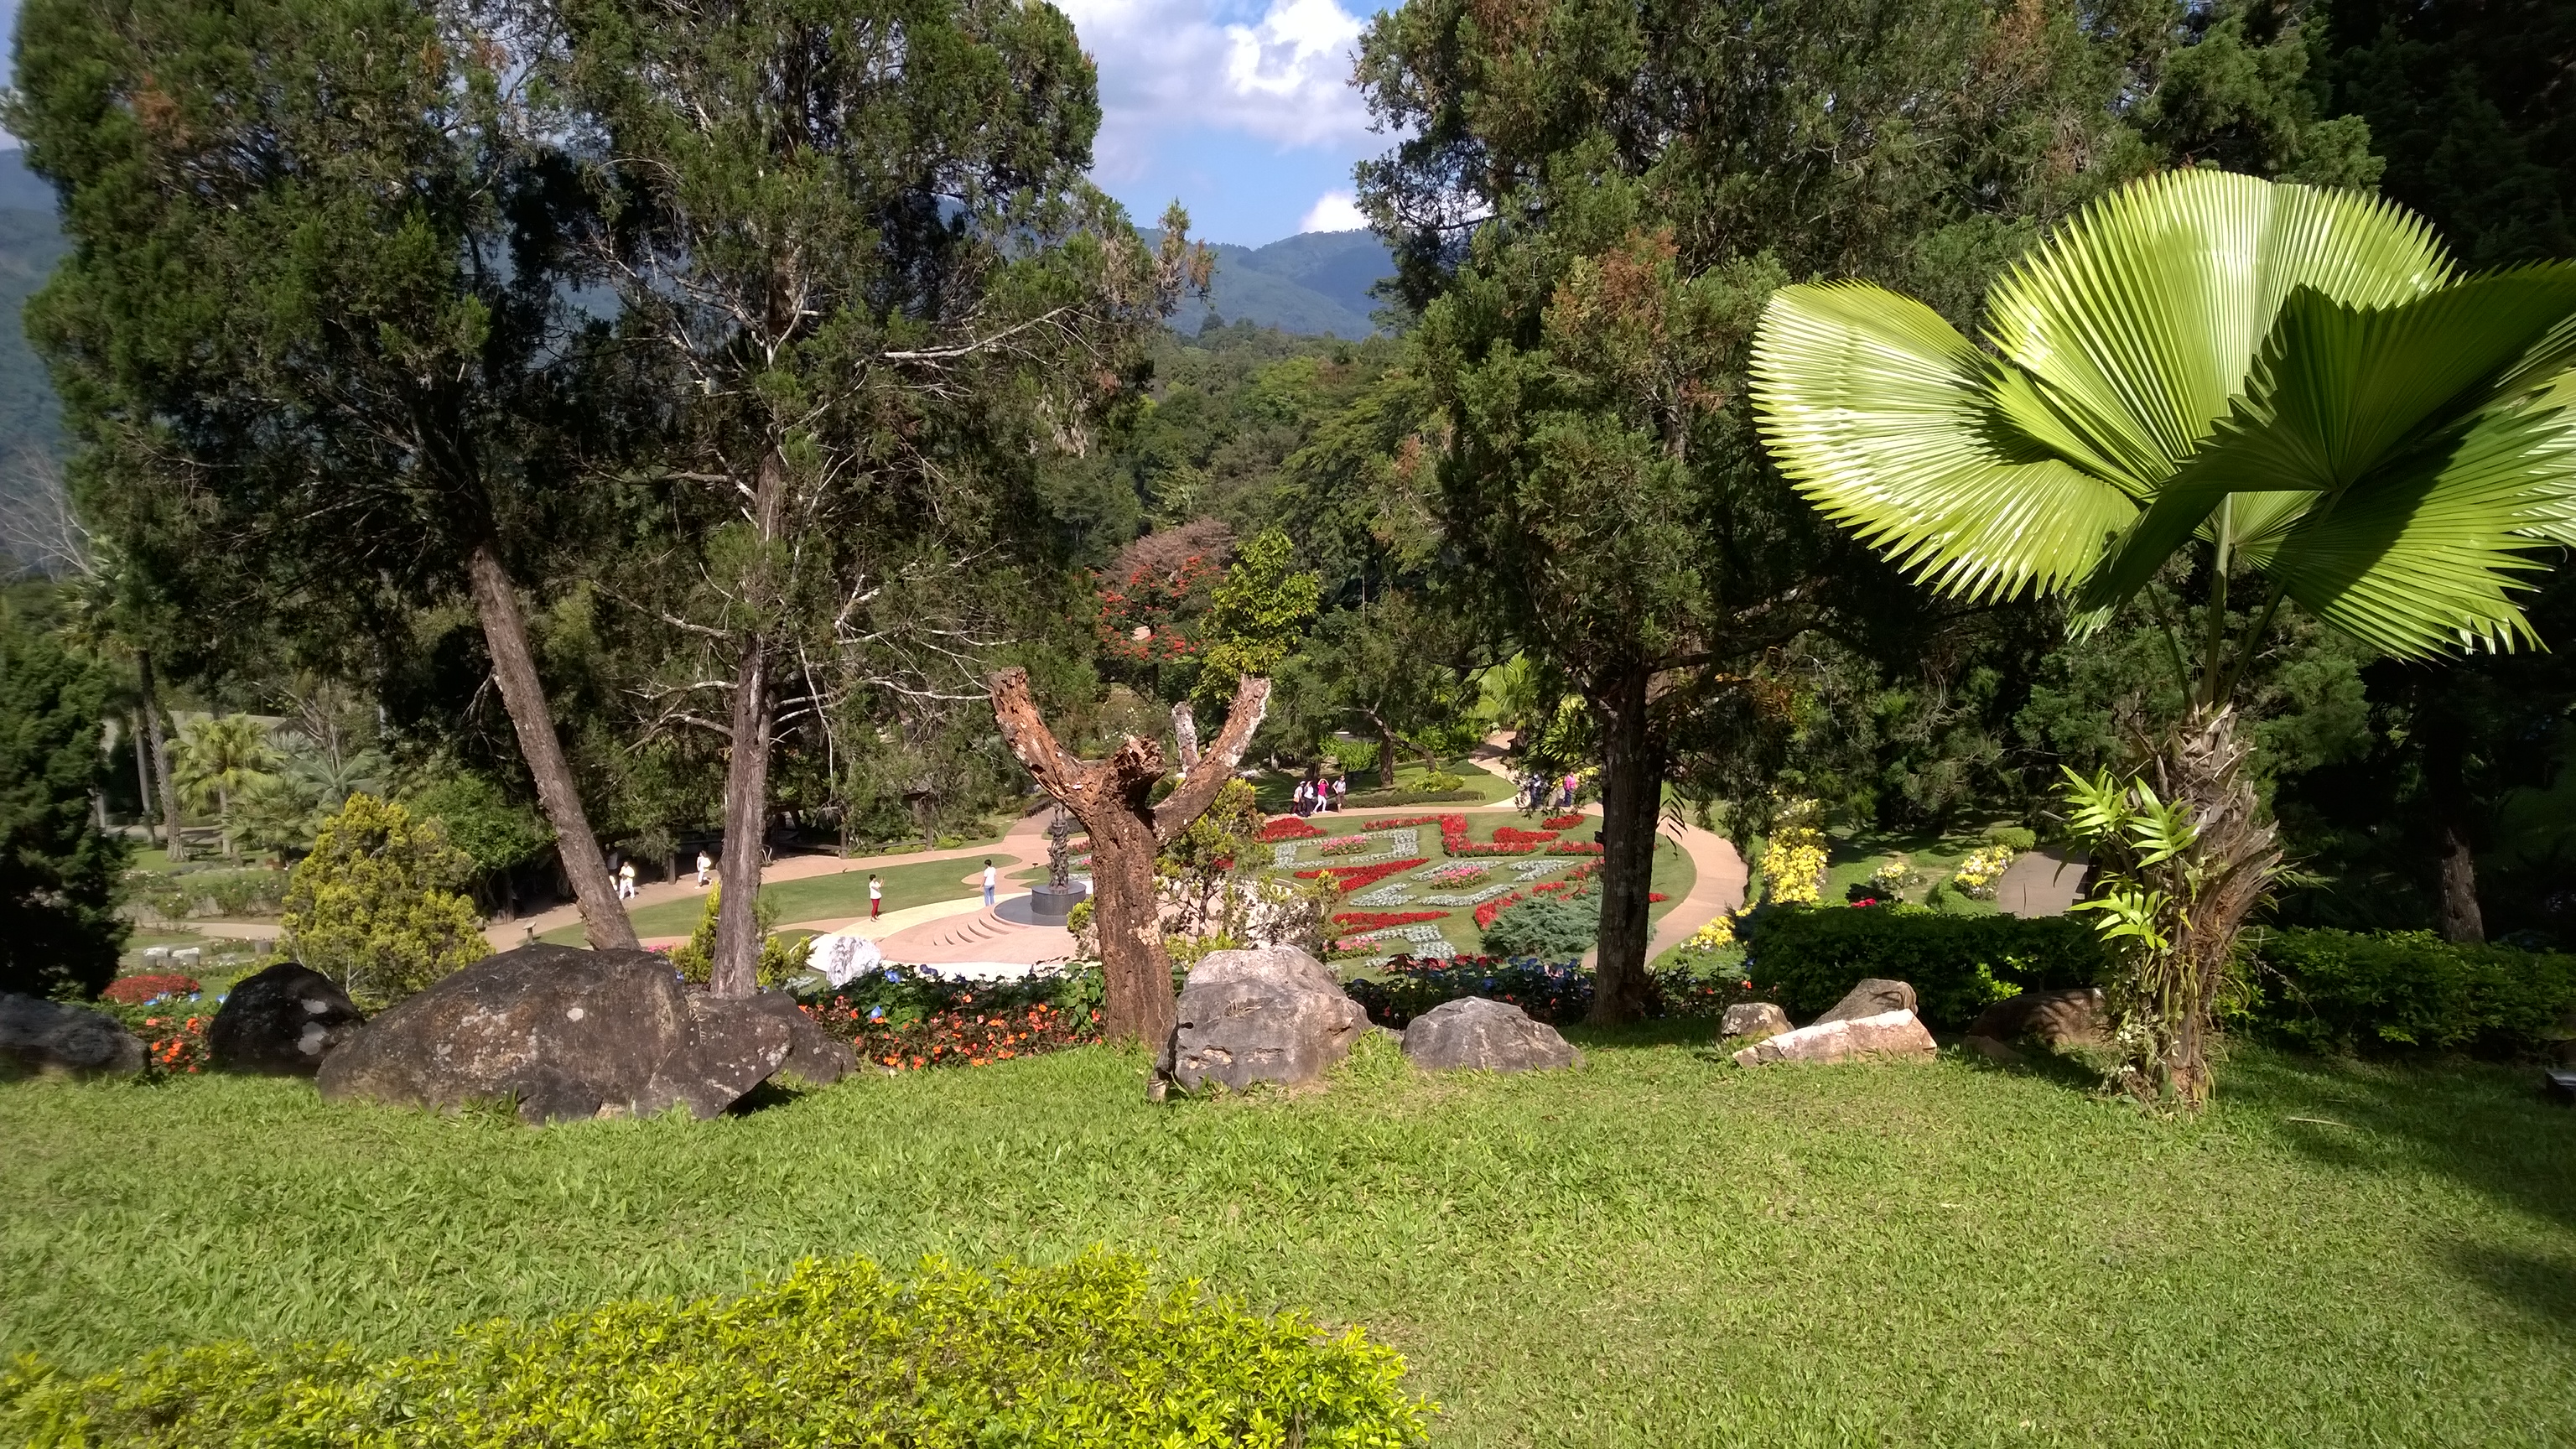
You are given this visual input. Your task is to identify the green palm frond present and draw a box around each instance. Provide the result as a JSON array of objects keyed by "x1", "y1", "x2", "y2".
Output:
[
  {"x1": 1751, "y1": 168, "x2": 2576, "y2": 669},
  {"x1": 1748, "y1": 282, "x2": 2135, "y2": 602}
]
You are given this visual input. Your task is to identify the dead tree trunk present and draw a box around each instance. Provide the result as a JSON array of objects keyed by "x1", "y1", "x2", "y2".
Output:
[
  {"x1": 989, "y1": 668, "x2": 1270, "y2": 1046},
  {"x1": 465, "y1": 538, "x2": 638, "y2": 951}
]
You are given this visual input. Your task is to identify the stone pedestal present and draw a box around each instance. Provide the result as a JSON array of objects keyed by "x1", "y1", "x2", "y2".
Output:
[{"x1": 1028, "y1": 883, "x2": 1088, "y2": 922}]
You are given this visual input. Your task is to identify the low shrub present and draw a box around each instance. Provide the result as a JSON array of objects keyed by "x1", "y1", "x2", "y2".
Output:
[
  {"x1": 0, "y1": 1253, "x2": 1432, "y2": 1447},
  {"x1": 90, "y1": 996, "x2": 210, "y2": 1074},
  {"x1": 1744, "y1": 903, "x2": 2103, "y2": 1029},
  {"x1": 2246, "y1": 928, "x2": 2576, "y2": 1058},
  {"x1": 1343, "y1": 787, "x2": 1481, "y2": 807},
  {"x1": 1480, "y1": 891, "x2": 1597, "y2": 960},
  {"x1": 1346, "y1": 956, "x2": 1746, "y2": 1027}
]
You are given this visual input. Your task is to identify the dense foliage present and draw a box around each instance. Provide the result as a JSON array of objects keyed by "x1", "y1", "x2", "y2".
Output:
[
  {"x1": 1345, "y1": 955, "x2": 1742, "y2": 1028},
  {"x1": 1478, "y1": 891, "x2": 1599, "y2": 962},
  {"x1": 0, "y1": 609, "x2": 126, "y2": 996},
  {"x1": 1744, "y1": 905, "x2": 2105, "y2": 1029},
  {"x1": 2247, "y1": 927, "x2": 2576, "y2": 1059},
  {"x1": 278, "y1": 795, "x2": 487, "y2": 1009},
  {"x1": 0, "y1": 1253, "x2": 1431, "y2": 1447}
]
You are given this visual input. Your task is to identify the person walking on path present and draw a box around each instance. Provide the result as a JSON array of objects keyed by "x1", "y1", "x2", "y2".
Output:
[
  {"x1": 869, "y1": 873, "x2": 882, "y2": 919},
  {"x1": 617, "y1": 860, "x2": 638, "y2": 901},
  {"x1": 983, "y1": 860, "x2": 998, "y2": 908},
  {"x1": 696, "y1": 850, "x2": 713, "y2": 888},
  {"x1": 1332, "y1": 776, "x2": 1347, "y2": 812}
]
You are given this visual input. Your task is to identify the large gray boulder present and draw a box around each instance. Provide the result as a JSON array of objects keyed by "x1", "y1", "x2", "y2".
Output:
[
  {"x1": 1401, "y1": 997, "x2": 1579, "y2": 1072},
  {"x1": 0, "y1": 995, "x2": 146, "y2": 1078},
  {"x1": 1733, "y1": 1008, "x2": 1938, "y2": 1068},
  {"x1": 1812, "y1": 978, "x2": 1918, "y2": 1027},
  {"x1": 208, "y1": 963, "x2": 366, "y2": 1075},
  {"x1": 1161, "y1": 946, "x2": 1369, "y2": 1093},
  {"x1": 744, "y1": 994, "x2": 857, "y2": 1086},
  {"x1": 1969, "y1": 987, "x2": 2107, "y2": 1049},
  {"x1": 315, "y1": 944, "x2": 791, "y2": 1124}
]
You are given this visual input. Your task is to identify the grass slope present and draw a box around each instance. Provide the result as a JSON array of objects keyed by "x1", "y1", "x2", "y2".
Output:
[{"x1": 5, "y1": 1041, "x2": 2571, "y2": 1446}]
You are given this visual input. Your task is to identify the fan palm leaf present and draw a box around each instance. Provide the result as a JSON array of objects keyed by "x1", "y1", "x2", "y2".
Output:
[{"x1": 1749, "y1": 169, "x2": 2576, "y2": 664}]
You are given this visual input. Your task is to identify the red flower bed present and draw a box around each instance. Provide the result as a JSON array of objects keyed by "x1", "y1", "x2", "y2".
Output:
[
  {"x1": 1332, "y1": 909, "x2": 1452, "y2": 929},
  {"x1": 1543, "y1": 813, "x2": 1586, "y2": 829},
  {"x1": 1546, "y1": 840, "x2": 1605, "y2": 855},
  {"x1": 804, "y1": 998, "x2": 1099, "y2": 1072},
  {"x1": 102, "y1": 974, "x2": 200, "y2": 1004},
  {"x1": 1491, "y1": 827, "x2": 1560, "y2": 844},
  {"x1": 1362, "y1": 815, "x2": 1447, "y2": 831},
  {"x1": 1256, "y1": 816, "x2": 1324, "y2": 843},
  {"x1": 1295, "y1": 858, "x2": 1427, "y2": 892}
]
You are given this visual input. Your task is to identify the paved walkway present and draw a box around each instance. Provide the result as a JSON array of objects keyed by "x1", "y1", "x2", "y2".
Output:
[{"x1": 1996, "y1": 847, "x2": 2087, "y2": 918}]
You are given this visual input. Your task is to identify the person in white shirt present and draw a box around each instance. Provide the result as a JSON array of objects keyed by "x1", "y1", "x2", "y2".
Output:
[
  {"x1": 983, "y1": 860, "x2": 997, "y2": 907},
  {"x1": 617, "y1": 860, "x2": 638, "y2": 900},
  {"x1": 696, "y1": 850, "x2": 713, "y2": 888},
  {"x1": 869, "y1": 873, "x2": 882, "y2": 920}
]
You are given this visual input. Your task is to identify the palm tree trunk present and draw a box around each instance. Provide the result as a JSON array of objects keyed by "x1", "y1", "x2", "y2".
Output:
[
  {"x1": 138, "y1": 651, "x2": 184, "y2": 863},
  {"x1": 127, "y1": 710, "x2": 154, "y2": 842},
  {"x1": 464, "y1": 538, "x2": 638, "y2": 952}
]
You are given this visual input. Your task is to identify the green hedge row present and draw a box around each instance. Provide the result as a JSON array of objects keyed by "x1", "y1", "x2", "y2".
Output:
[
  {"x1": 1744, "y1": 905, "x2": 2105, "y2": 1028},
  {"x1": 2246, "y1": 928, "x2": 2576, "y2": 1059},
  {"x1": 0, "y1": 1254, "x2": 1431, "y2": 1447}
]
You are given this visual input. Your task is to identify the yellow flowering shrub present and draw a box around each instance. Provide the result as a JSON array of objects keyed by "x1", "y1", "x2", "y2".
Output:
[
  {"x1": 1759, "y1": 797, "x2": 1828, "y2": 906},
  {"x1": 1952, "y1": 845, "x2": 2016, "y2": 901}
]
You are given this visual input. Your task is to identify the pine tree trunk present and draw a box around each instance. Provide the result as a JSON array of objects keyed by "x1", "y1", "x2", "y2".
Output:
[
  {"x1": 464, "y1": 538, "x2": 638, "y2": 951},
  {"x1": 1587, "y1": 668, "x2": 1663, "y2": 1025},
  {"x1": 139, "y1": 651, "x2": 184, "y2": 863},
  {"x1": 709, "y1": 631, "x2": 775, "y2": 998},
  {"x1": 709, "y1": 446, "x2": 789, "y2": 998},
  {"x1": 2437, "y1": 818, "x2": 2485, "y2": 944}
]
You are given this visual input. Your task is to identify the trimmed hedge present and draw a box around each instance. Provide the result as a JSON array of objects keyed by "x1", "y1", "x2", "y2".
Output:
[
  {"x1": 0, "y1": 1254, "x2": 1431, "y2": 1447},
  {"x1": 2247, "y1": 928, "x2": 2576, "y2": 1059},
  {"x1": 1744, "y1": 904, "x2": 2104, "y2": 1029}
]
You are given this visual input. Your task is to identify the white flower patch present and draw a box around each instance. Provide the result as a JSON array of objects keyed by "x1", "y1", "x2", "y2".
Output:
[
  {"x1": 1348, "y1": 882, "x2": 1416, "y2": 907},
  {"x1": 1273, "y1": 843, "x2": 1302, "y2": 867},
  {"x1": 1507, "y1": 860, "x2": 1572, "y2": 881},
  {"x1": 1420, "y1": 883, "x2": 1520, "y2": 906}
]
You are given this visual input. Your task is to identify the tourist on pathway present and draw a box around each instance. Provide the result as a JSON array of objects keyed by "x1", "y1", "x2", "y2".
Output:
[
  {"x1": 695, "y1": 850, "x2": 713, "y2": 888},
  {"x1": 1293, "y1": 780, "x2": 1311, "y2": 817},
  {"x1": 869, "y1": 874, "x2": 882, "y2": 919},
  {"x1": 1332, "y1": 776, "x2": 1347, "y2": 812},
  {"x1": 1561, "y1": 772, "x2": 1578, "y2": 810},
  {"x1": 983, "y1": 860, "x2": 997, "y2": 908},
  {"x1": 618, "y1": 860, "x2": 638, "y2": 900}
]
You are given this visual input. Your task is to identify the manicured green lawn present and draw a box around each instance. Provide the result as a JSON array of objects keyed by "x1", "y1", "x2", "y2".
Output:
[
  {"x1": 544, "y1": 858, "x2": 986, "y2": 943},
  {"x1": 4, "y1": 1040, "x2": 2571, "y2": 1445}
]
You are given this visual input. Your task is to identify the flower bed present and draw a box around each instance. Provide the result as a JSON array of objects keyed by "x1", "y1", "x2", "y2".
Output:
[
  {"x1": 1492, "y1": 827, "x2": 1561, "y2": 844},
  {"x1": 1545, "y1": 840, "x2": 1605, "y2": 855},
  {"x1": 803, "y1": 995, "x2": 1098, "y2": 1072},
  {"x1": 1255, "y1": 816, "x2": 1324, "y2": 843},
  {"x1": 1332, "y1": 910, "x2": 1452, "y2": 930},
  {"x1": 1542, "y1": 813, "x2": 1586, "y2": 829},
  {"x1": 1441, "y1": 813, "x2": 1541, "y2": 857},
  {"x1": 101, "y1": 974, "x2": 200, "y2": 1005},
  {"x1": 1317, "y1": 834, "x2": 1374, "y2": 856},
  {"x1": 1362, "y1": 815, "x2": 1447, "y2": 831},
  {"x1": 1294, "y1": 858, "x2": 1427, "y2": 893},
  {"x1": 1424, "y1": 863, "x2": 1490, "y2": 886}
]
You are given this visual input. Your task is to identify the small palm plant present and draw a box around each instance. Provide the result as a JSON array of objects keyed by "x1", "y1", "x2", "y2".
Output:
[
  {"x1": 1751, "y1": 169, "x2": 2576, "y2": 1106},
  {"x1": 170, "y1": 714, "x2": 279, "y2": 860}
]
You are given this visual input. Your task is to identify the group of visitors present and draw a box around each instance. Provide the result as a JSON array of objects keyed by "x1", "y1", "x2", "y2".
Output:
[
  {"x1": 1519, "y1": 771, "x2": 1580, "y2": 813},
  {"x1": 1292, "y1": 776, "x2": 1347, "y2": 816}
]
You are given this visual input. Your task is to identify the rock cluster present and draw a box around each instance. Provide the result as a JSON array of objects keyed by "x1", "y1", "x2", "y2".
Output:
[
  {"x1": 1401, "y1": 997, "x2": 1580, "y2": 1072},
  {"x1": 207, "y1": 963, "x2": 365, "y2": 1075},
  {"x1": 315, "y1": 944, "x2": 841, "y2": 1124},
  {"x1": 1730, "y1": 978, "x2": 1936, "y2": 1067},
  {"x1": 1160, "y1": 946, "x2": 1370, "y2": 1093},
  {"x1": 0, "y1": 995, "x2": 144, "y2": 1078}
]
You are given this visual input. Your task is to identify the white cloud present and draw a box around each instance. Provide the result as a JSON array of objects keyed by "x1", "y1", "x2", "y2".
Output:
[
  {"x1": 1057, "y1": 0, "x2": 1375, "y2": 180},
  {"x1": 1299, "y1": 190, "x2": 1368, "y2": 231}
]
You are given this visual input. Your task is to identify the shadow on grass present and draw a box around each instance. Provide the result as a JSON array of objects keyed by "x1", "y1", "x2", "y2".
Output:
[{"x1": 2449, "y1": 1244, "x2": 2576, "y2": 1334}]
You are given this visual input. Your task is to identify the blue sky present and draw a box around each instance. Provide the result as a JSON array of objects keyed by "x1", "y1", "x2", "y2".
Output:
[
  {"x1": 1058, "y1": 0, "x2": 1387, "y2": 245},
  {"x1": 0, "y1": 0, "x2": 1384, "y2": 247}
]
